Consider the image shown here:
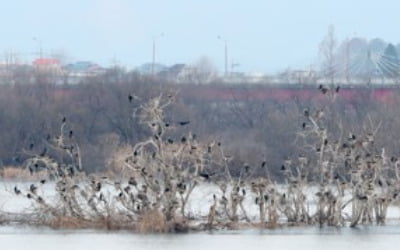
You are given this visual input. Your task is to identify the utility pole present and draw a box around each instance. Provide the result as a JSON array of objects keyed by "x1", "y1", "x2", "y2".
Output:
[
  {"x1": 152, "y1": 37, "x2": 155, "y2": 75},
  {"x1": 152, "y1": 33, "x2": 164, "y2": 75},
  {"x1": 345, "y1": 37, "x2": 350, "y2": 83},
  {"x1": 224, "y1": 40, "x2": 228, "y2": 76},
  {"x1": 218, "y1": 36, "x2": 228, "y2": 77}
]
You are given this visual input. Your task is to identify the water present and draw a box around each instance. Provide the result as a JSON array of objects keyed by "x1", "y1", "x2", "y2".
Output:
[
  {"x1": 1, "y1": 226, "x2": 400, "y2": 250},
  {"x1": 2, "y1": 181, "x2": 400, "y2": 249}
]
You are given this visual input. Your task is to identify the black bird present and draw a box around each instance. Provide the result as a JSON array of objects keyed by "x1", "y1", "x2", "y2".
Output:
[
  {"x1": 128, "y1": 94, "x2": 133, "y2": 103},
  {"x1": 281, "y1": 165, "x2": 286, "y2": 171},
  {"x1": 40, "y1": 147, "x2": 47, "y2": 157},
  {"x1": 199, "y1": 172, "x2": 210, "y2": 180},
  {"x1": 319, "y1": 84, "x2": 328, "y2": 94},
  {"x1": 30, "y1": 184, "x2": 37, "y2": 194},
  {"x1": 62, "y1": 117, "x2": 66, "y2": 123},
  {"x1": 165, "y1": 122, "x2": 170, "y2": 127},
  {"x1": 128, "y1": 177, "x2": 137, "y2": 186},
  {"x1": 261, "y1": 161, "x2": 266, "y2": 168},
  {"x1": 304, "y1": 109, "x2": 310, "y2": 117},
  {"x1": 124, "y1": 186, "x2": 131, "y2": 193},
  {"x1": 357, "y1": 194, "x2": 368, "y2": 201},
  {"x1": 14, "y1": 186, "x2": 21, "y2": 195},
  {"x1": 29, "y1": 143, "x2": 34, "y2": 150},
  {"x1": 178, "y1": 121, "x2": 190, "y2": 126},
  {"x1": 40, "y1": 179, "x2": 46, "y2": 184},
  {"x1": 95, "y1": 182, "x2": 102, "y2": 192},
  {"x1": 28, "y1": 165, "x2": 34, "y2": 175},
  {"x1": 69, "y1": 130, "x2": 73, "y2": 138},
  {"x1": 167, "y1": 138, "x2": 174, "y2": 144},
  {"x1": 302, "y1": 122, "x2": 306, "y2": 129},
  {"x1": 27, "y1": 193, "x2": 32, "y2": 199},
  {"x1": 181, "y1": 136, "x2": 187, "y2": 143},
  {"x1": 349, "y1": 133, "x2": 356, "y2": 140}
]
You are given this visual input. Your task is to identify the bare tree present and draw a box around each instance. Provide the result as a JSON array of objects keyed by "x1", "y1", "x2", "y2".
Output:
[{"x1": 320, "y1": 25, "x2": 338, "y2": 84}]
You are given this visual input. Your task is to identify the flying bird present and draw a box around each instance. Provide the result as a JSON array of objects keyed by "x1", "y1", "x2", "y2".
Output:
[{"x1": 179, "y1": 121, "x2": 190, "y2": 126}]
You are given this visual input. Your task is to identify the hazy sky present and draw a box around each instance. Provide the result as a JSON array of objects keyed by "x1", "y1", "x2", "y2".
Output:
[{"x1": 1, "y1": 0, "x2": 399, "y2": 73}]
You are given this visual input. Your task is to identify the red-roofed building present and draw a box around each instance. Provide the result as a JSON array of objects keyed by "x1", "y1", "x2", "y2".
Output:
[
  {"x1": 33, "y1": 58, "x2": 60, "y2": 66},
  {"x1": 32, "y1": 58, "x2": 63, "y2": 77}
]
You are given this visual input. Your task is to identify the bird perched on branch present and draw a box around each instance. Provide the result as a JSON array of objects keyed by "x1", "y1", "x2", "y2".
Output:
[{"x1": 319, "y1": 84, "x2": 328, "y2": 94}]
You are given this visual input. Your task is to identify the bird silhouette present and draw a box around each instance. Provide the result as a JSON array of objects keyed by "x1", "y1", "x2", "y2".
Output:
[
  {"x1": 14, "y1": 186, "x2": 21, "y2": 195},
  {"x1": 178, "y1": 121, "x2": 190, "y2": 126}
]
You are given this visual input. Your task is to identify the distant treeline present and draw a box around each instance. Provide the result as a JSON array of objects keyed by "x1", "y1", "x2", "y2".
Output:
[{"x1": 1, "y1": 76, "x2": 400, "y2": 178}]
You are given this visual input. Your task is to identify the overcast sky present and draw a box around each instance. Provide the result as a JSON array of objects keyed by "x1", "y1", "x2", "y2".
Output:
[{"x1": 1, "y1": 0, "x2": 399, "y2": 73}]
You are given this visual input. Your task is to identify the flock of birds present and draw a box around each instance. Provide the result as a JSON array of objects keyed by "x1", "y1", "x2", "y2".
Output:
[{"x1": 6, "y1": 85, "x2": 400, "y2": 231}]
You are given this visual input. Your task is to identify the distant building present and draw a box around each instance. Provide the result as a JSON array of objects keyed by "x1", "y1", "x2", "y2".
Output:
[
  {"x1": 136, "y1": 63, "x2": 167, "y2": 75},
  {"x1": 63, "y1": 61, "x2": 106, "y2": 84},
  {"x1": 33, "y1": 58, "x2": 62, "y2": 73}
]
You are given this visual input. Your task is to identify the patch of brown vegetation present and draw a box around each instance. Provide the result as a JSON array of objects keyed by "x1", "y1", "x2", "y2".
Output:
[
  {"x1": 0, "y1": 166, "x2": 47, "y2": 181},
  {"x1": 48, "y1": 216, "x2": 90, "y2": 229},
  {"x1": 137, "y1": 209, "x2": 168, "y2": 233}
]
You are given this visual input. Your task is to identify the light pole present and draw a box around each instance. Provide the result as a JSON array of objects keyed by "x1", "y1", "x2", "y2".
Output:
[
  {"x1": 32, "y1": 37, "x2": 43, "y2": 59},
  {"x1": 217, "y1": 36, "x2": 228, "y2": 77},
  {"x1": 152, "y1": 33, "x2": 164, "y2": 75}
]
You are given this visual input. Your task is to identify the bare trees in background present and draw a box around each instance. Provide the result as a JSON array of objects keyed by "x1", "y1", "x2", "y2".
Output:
[
  {"x1": 0, "y1": 76, "x2": 399, "y2": 180},
  {"x1": 319, "y1": 25, "x2": 338, "y2": 84}
]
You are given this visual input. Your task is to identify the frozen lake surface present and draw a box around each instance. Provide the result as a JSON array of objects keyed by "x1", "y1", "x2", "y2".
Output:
[{"x1": 2, "y1": 225, "x2": 400, "y2": 250}]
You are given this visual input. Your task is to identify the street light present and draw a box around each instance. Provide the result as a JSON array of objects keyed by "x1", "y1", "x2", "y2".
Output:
[
  {"x1": 217, "y1": 35, "x2": 228, "y2": 77},
  {"x1": 152, "y1": 33, "x2": 164, "y2": 75},
  {"x1": 32, "y1": 37, "x2": 43, "y2": 59}
]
